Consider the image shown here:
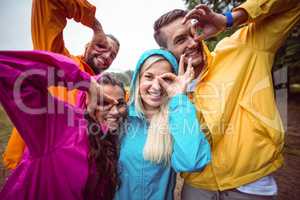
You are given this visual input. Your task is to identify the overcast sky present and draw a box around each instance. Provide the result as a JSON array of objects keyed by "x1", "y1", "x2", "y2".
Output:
[{"x1": 0, "y1": 0, "x2": 186, "y2": 72}]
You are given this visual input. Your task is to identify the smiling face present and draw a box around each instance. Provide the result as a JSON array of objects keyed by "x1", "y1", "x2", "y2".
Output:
[
  {"x1": 95, "y1": 84, "x2": 126, "y2": 133},
  {"x1": 84, "y1": 36, "x2": 119, "y2": 74},
  {"x1": 159, "y1": 17, "x2": 204, "y2": 76},
  {"x1": 139, "y1": 59, "x2": 172, "y2": 112}
]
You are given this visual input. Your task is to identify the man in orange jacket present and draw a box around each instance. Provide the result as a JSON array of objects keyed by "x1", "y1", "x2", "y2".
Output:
[{"x1": 3, "y1": 0, "x2": 120, "y2": 169}]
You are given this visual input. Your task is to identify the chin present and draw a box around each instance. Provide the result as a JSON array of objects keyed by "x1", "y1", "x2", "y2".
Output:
[
  {"x1": 96, "y1": 65, "x2": 109, "y2": 72},
  {"x1": 191, "y1": 54, "x2": 203, "y2": 64},
  {"x1": 108, "y1": 125, "x2": 118, "y2": 133}
]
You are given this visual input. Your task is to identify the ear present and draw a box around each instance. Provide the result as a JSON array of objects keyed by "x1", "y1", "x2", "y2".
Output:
[{"x1": 83, "y1": 42, "x2": 91, "y2": 58}]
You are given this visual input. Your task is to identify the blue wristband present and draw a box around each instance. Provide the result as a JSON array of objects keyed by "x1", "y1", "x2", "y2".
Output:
[{"x1": 224, "y1": 11, "x2": 234, "y2": 28}]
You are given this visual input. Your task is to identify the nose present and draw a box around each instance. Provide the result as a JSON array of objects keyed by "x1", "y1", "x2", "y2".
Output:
[
  {"x1": 109, "y1": 105, "x2": 120, "y2": 116},
  {"x1": 187, "y1": 36, "x2": 198, "y2": 49},
  {"x1": 103, "y1": 51, "x2": 113, "y2": 64},
  {"x1": 152, "y1": 77, "x2": 162, "y2": 91},
  {"x1": 101, "y1": 50, "x2": 110, "y2": 58}
]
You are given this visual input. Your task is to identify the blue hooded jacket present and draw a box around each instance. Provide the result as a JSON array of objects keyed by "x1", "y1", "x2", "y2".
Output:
[{"x1": 114, "y1": 49, "x2": 211, "y2": 200}]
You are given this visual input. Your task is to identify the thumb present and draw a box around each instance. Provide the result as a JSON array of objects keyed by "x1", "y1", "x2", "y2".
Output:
[{"x1": 194, "y1": 34, "x2": 207, "y2": 41}]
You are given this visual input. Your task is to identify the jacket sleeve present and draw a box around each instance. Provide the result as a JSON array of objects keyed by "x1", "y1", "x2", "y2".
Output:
[
  {"x1": 168, "y1": 94, "x2": 211, "y2": 172},
  {"x1": 0, "y1": 51, "x2": 90, "y2": 155},
  {"x1": 2, "y1": 128, "x2": 26, "y2": 169},
  {"x1": 234, "y1": 0, "x2": 300, "y2": 53},
  {"x1": 31, "y1": 0, "x2": 96, "y2": 54}
]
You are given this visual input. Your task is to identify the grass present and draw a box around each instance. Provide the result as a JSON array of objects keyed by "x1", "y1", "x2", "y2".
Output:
[
  {"x1": 0, "y1": 105, "x2": 12, "y2": 187},
  {"x1": 0, "y1": 106, "x2": 12, "y2": 151}
]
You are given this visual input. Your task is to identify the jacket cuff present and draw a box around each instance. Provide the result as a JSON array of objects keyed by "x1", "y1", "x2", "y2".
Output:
[
  {"x1": 234, "y1": 0, "x2": 266, "y2": 20},
  {"x1": 168, "y1": 94, "x2": 189, "y2": 110}
]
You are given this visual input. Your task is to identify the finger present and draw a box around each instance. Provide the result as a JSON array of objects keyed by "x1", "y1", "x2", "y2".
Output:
[
  {"x1": 182, "y1": 10, "x2": 205, "y2": 24},
  {"x1": 195, "y1": 28, "x2": 217, "y2": 40},
  {"x1": 159, "y1": 73, "x2": 177, "y2": 81},
  {"x1": 103, "y1": 93, "x2": 118, "y2": 104},
  {"x1": 194, "y1": 34, "x2": 206, "y2": 41},
  {"x1": 87, "y1": 97, "x2": 97, "y2": 121},
  {"x1": 192, "y1": 21, "x2": 205, "y2": 30},
  {"x1": 183, "y1": 58, "x2": 195, "y2": 85},
  {"x1": 183, "y1": 8, "x2": 197, "y2": 24},
  {"x1": 157, "y1": 77, "x2": 170, "y2": 91},
  {"x1": 178, "y1": 54, "x2": 186, "y2": 75},
  {"x1": 87, "y1": 104, "x2": 97, "y2": 122},
  {"x1": 195, "y1": 4, "x2": 212, "y2": 14},
  {"x1": 187, "y1": 65, "x2": 195, "y2": 82},
  {"x1": 190, "y1": 67, "x2": 195, "y2": 81},
  {"x1": 97, "y1": 85, "x2": 118, "y2": 104},
  {"x1": 184, "y1": 58, "x2": 193, "y2": 78},
  {"x1": 99, "y1": 104, "x2": 113, "y2": 112},
  {"x1": 192, "y1": 22, "x2": 205, "y2": 41}
]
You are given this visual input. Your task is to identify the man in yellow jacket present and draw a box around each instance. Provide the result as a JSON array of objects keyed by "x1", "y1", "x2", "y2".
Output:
[
  {"x1": 2, "y1": 0, "x2": 120, "y2": 169},
  {"x1": 154, "y1": 0, "x2": 300, "y2": 199}
]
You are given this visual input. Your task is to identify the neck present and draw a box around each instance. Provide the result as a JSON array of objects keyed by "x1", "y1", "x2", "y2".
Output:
[{"x1": 144, "y1": 107, "x2": 159, "y2": 121}]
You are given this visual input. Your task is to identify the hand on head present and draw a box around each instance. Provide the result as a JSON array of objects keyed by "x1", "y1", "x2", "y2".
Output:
[
  {"x1": 157, "y1": 54, "x2": 194, "y2": 97},
  {"x1": 182, "y1": 4, "x2": 226, "y2": 41}
]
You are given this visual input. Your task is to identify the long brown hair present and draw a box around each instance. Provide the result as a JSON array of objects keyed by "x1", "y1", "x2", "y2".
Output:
[{"x1": 84, "y1": 73, "x2": 126, "y2": 200}]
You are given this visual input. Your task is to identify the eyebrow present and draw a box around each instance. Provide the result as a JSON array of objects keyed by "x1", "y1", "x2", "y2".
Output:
[{"x1": 143, "y1": 71, "x2": 153, "y2": 75}]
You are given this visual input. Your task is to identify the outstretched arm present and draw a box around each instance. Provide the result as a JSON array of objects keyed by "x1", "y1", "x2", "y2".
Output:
[
  {"x1": 0, "y1": 51, "x2": 91, "y2": 154},
  {"x1": 183, "y1": 4, "x2": 248, "y2": 40},
  {"x1": 158, "y1": 55, "x2": 211, "y2": 172},
  {"x1": 184, "y1": 0, "x2": 300, "y2": 53},
  {"x1": 31, "y1": 0, "x2": 103, "y2": 54},
  {"x1": 236, "y1": 0, "x2": 300, "y2": 52},
  {"x1": 168, "y1": 94, "x2": 211, "y2": 172}
]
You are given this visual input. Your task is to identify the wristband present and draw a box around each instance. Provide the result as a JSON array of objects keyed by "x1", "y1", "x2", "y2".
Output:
[{"x1": 224, "y1": 11, "x2": 234, "y2": 28}]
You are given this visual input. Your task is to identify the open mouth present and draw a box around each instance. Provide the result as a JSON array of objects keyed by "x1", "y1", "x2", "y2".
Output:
[
  {"x1": 96, "y1": 56, "x2": 109, "y2": 67},
  {"x1": 148, "y1": 90, "x2": 164, "y2": 101},
  {"x1": 106, "y1": 117, "x2": 118, "y2": 123}
]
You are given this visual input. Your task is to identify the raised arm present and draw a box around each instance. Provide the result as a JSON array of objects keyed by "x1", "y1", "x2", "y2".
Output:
[
  {"x1": 31, "y1": 0, "x2": 97, "y2": 54},
  {"x1": 235, "y1": 0, "x2": 300, "y2": 52},
  {"x1": 156, "y1": 56, "x2": 210, "y2": 172},
  {"x1": 0, "y1": 51, "x2": 91, "y2": 154},
  {"x1": 184, "y1": 0, "x2": 300, "y2": 53},
  {"x1": 168, "y1": 94, "x2": 211, "y2": 172}
]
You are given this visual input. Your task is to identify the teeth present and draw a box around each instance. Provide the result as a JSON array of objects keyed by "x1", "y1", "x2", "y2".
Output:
[
  {"x1": 97, "y1": 57, "x2": 106, "y2": 65},
  {"x1": 106, "y1": 118, "x2": 117, "y2": 122},
  {"x1": 149, "y1": 91, "x2": 161, "y2": 97}
]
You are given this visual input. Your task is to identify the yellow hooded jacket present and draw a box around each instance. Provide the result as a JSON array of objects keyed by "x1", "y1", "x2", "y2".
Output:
[{"x1": 182, "y1": 0, "x2": 300, "y2": 191}]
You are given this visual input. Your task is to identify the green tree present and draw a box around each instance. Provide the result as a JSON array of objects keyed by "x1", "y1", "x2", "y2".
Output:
[{"x1": 110, "y1": 70, "x2": 133, "y2": 87}]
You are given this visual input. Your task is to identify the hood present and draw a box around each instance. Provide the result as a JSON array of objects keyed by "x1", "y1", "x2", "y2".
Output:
[{"x1": 128, "y1": 49, "x2": 179, "y2": 118}]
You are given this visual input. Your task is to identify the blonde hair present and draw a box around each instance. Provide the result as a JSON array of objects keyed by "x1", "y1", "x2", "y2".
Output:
[{"x1": 132, "y1": 55, "x2": 173, "y2": 165}]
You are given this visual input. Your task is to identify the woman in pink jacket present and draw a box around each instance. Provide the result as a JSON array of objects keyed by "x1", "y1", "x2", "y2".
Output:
[{"x1": 0, "y1": 50, "x2": 127, "y2": 200}]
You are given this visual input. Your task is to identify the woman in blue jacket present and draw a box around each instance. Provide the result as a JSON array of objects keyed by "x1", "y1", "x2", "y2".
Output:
[{"x1": 114, "y1": 49, "x2": 211, "y2": 200}]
